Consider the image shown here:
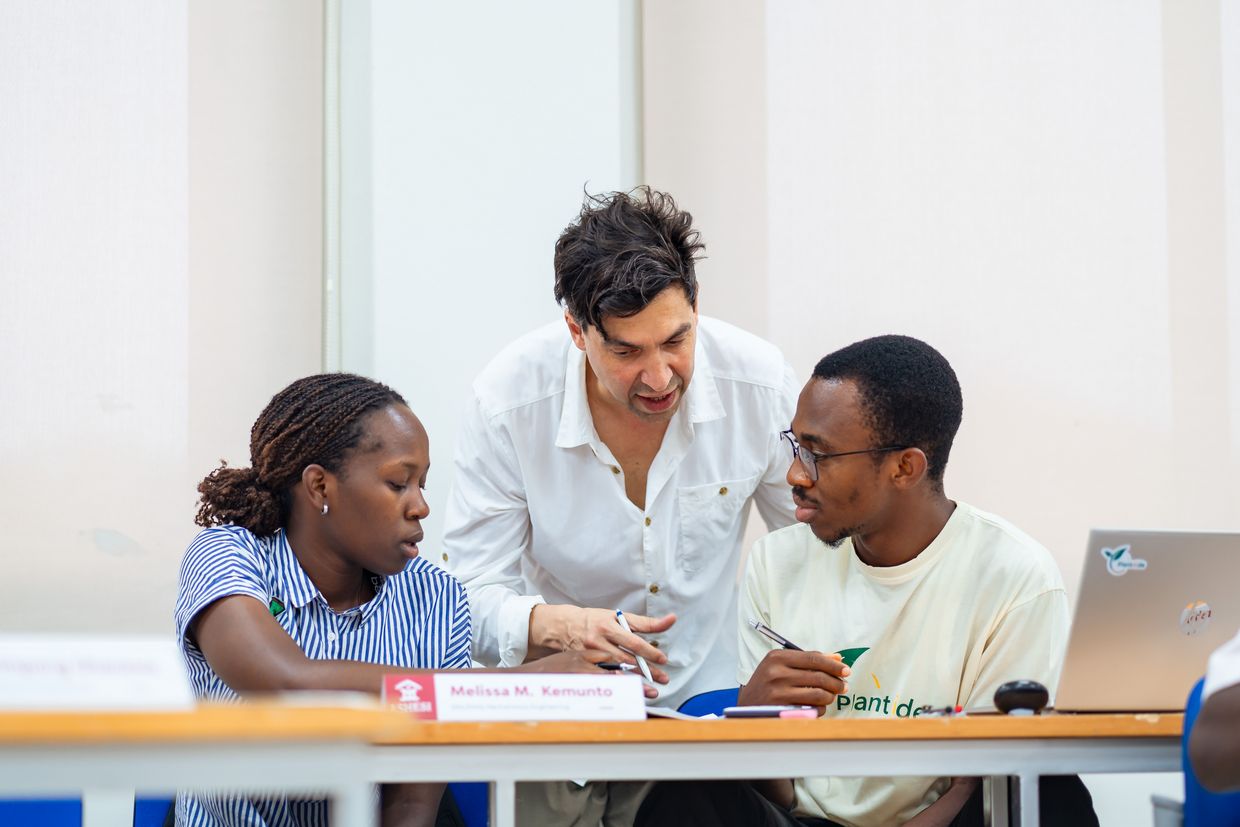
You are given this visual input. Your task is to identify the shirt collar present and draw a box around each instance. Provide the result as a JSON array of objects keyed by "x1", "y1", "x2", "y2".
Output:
[
  {"x1": 270, "y1": 529, "x2": 389, "y2": 618},
  {"x1": 555, "y1": 345, "x2": 594, "y2": 448},
  {"x1": 269, "y1": 529, "x2": 319, "y2": 610},
  {"x1": 554, "y1": 331, "x2": 726, "y2": 449}
]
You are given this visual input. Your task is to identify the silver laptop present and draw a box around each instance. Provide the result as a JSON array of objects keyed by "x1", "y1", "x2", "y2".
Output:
[{"x1": 1054, "y1": 529, "x2": 1240, "y2": 712}]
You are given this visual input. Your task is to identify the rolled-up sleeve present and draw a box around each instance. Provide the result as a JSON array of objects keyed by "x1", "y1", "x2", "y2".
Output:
[{"x1": 440, "y1": 395, "x2": 545, "y2": 667}]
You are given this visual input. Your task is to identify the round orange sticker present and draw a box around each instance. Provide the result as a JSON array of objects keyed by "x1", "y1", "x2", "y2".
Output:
[{"x1": 1179, "y1": 601, "x2": 1213, "y2": 636}]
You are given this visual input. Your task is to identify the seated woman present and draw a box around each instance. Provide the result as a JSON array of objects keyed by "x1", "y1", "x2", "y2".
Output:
[{"x1": 175, "y1": 373, "x2": 604, "y2": 826}]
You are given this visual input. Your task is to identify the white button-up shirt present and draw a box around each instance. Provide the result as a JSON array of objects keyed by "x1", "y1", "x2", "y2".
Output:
[{"x1": 441, "y1": 317, "x2": 798, "y2": 706}]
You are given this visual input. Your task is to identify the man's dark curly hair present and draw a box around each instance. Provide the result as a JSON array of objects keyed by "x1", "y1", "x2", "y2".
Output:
[
  {"x1": 553, "y1": 186, "x2": 704, "y2": 336},
  {"x1": 195, "y1": 373, "x2": 407, "y2": 536},
  {"x1": 812, "y1": 335, "x2": 963, "y2": 485}
]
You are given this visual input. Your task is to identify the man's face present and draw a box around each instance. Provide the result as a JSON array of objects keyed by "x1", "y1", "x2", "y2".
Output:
[
  {"x1": 568, "y1": 286, "x2": 697, "y2": 421},
  {"x1": 786, "y1": 378, "x2": 893, "y2": 548}
]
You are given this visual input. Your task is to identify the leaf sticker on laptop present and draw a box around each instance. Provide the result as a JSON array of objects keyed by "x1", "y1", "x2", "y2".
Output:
[{"x1": 1100, "y1": 545, "x2": 1148, "y2": 576}]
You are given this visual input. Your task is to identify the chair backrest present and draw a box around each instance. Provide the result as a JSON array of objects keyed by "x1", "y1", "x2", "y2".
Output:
[
  {"x1": 1183, "y1": 678, "x2": 1240, "y2": 827},
  {"x1": 676, "y1": 687, "x2": 739, "y2": 717}
]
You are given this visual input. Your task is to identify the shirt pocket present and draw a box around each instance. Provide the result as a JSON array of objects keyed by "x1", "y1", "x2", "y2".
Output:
[{"x1": 676, "y1": 474, "x2": 761, "y2": 575}]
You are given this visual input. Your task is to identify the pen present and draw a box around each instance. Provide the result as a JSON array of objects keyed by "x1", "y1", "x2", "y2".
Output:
[
  {"x1": 597, "y1": 662, "x2": 638, "y2": 672},
  {"x1": 749, "y1": 619, "x2": 804, "y2": 651},
  {"x1": 614, "y1": 610, "x2": 655, "y2": 683}
]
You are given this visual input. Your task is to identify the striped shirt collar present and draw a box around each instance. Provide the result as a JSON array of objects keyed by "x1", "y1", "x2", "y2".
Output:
[{"x1": 268, "y1": 529, "x2": 390, "y2": 621}]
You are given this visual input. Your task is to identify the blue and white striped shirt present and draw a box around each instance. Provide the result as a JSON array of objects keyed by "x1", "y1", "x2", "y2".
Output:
[{"x1": 173, "y1": 525, "x2": 471, "y2": 826}]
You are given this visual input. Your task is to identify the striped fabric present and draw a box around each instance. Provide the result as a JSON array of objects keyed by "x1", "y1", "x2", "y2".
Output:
[{"x1": 173, "y1": 525, "x2": 471, "y2": 826}]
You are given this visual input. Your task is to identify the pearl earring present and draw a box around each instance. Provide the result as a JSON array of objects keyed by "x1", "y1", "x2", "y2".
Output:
[{"x1": 321, "y1": 501, "x2": 329, "y2": 516}]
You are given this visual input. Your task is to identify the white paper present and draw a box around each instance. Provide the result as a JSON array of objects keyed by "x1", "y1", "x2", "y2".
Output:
[{"x1": 431, "y1": 672, "x2": 645, "y2": 721}]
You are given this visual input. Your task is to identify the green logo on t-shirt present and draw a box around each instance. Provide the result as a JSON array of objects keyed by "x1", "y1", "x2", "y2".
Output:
[
  {"x1": 832, "y1": 645, "x2": 927, "y2": 717},
  {"x1": 837, "y1": 647, "x2": 869, "y2": 667}
]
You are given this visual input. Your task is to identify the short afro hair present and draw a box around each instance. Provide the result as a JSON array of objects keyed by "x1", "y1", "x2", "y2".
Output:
[{"x1": 812, "y1": 335, "x2": 963, "y2": 484}]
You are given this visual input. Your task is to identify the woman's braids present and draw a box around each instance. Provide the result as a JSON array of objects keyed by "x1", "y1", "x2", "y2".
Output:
[{"x1": 195, "y1": 374, "x2": 407, "y2": 536}]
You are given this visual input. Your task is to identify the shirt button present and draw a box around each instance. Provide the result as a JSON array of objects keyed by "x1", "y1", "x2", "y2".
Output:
[
  {"x1": 611, "y1": 466, "x2": 621, "y2": 475},
  {"x1": 327, "y1": 630, "x2": 338, "y2": 642},
  {"x1": 644, "y1": 517, "x2": 652, "y2": 527},
  {"x1": 719, "y1": 486, "x2": 728, "y2": 496},
  {"x1": 442, "y1": 553, "x2": 449, "y2": 562},
  {"x1": 651, "y1": 640, "x2": 660, "y2": 649},
  {"x1": 649, "y1": 584, "x2": 659, "y2": 594}
]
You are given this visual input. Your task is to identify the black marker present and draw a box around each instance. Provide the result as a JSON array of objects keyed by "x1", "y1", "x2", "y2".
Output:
[
  {"x1": 748, "y1": 619, "x2": 803, "y2": 651},
  {"x1": 597, "y1": 662, "x2": 639, "y2": 673}
]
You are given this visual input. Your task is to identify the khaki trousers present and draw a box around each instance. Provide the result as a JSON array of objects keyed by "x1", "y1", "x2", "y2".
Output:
[{"x1": 514, "y1": 780, "x2": 654, "y2": 827}]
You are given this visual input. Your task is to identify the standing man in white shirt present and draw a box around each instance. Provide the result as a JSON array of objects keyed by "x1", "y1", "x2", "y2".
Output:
[{"x1": 441, "y1": 187, "x2": 798, "y2": 824}]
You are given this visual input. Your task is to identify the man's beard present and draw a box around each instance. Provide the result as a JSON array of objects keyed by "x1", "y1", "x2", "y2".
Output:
[{"x1": 818, "y1": 527, "x2": 858, "y2": 549}]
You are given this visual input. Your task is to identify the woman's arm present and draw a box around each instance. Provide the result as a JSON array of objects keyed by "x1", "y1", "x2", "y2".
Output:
[
  {"x1": 904, "y1": 778, "x2": 979, "y2": 827},
  {"x1": 191, "y1": 594, "x2": 398, "y2": 691},
  {"x1": 1190, "y1": 683, "x2": 1240, "y2": 792}
]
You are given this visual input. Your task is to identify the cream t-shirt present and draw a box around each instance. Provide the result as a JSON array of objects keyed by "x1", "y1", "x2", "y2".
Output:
[{"x1": 738, "y1": 501, "x2": 1069, "y2": 827}]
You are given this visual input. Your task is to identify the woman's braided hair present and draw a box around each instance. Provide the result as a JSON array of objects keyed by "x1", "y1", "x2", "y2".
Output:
[{"x1": 195, "y1": 373, "x2": 407, "y2": 536}]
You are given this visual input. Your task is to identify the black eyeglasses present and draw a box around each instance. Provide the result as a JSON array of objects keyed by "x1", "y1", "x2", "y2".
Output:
[{"x1": 779, "y1": 430, "x2": 905, "y2": 482}]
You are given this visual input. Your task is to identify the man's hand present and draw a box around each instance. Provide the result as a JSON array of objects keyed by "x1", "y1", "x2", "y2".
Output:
[
  {"x1": 738, "y1": 649, "x2": 850, "y2": 714},
  {"x1": 528, "y1": 604, "x2": 675, "y2": 686}
]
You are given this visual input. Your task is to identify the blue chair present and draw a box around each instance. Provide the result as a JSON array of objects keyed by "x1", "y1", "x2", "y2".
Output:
[
  {"x1": 1184, "y1": 678, "x2": 1240, "y2": 826},
  {"x1": 677, "y1": 687, "x2": 739, "y2": 717},
  {"x1": 448, "y1": 782, "x2": 489, "y2": 827},
  {"x1": 0, "y1": 796, "x2": 172, "y2": 826}
]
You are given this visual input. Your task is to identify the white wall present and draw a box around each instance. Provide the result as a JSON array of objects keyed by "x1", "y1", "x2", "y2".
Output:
[
  {"x1": 340, "y1": 0, "x2": 640, "y2": 556},
  {"x1": 0, "y1": 1, "x2": 323, "y2": 633}
]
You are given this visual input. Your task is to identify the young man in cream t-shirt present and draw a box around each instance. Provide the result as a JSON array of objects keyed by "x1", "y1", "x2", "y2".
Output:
[{"x1": 636, "y1": 336, "x2": 1072, "y2": 827}]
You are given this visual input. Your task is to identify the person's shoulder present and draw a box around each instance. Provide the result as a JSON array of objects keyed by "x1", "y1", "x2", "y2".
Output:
[
  {"x1": 182, "y1": 524, "x2": 269, "y2": 566},
  {"x1": 750, "y1": 523, "x2": 819, "y2": 572},
  {"x1": 697, "y1": 316, "x2": 789, "y2": 391},
  {"x1": 394, "y1": 556, "x2": 469, "y2": 601},
  {"x1": 471, "y1": 320, "x2": 571, "y2": 416},
  {"x1": 955, "y1": 502, "x2": 1064, "y2": 590}
]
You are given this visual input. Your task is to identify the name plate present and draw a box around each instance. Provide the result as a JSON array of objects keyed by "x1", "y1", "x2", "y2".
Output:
[
  {"x1": 383, "y1": 672, "x2": 645, "y2": 721},
  {"x1": 0, "y1": 634, "x2": 194, "y2": 710}
]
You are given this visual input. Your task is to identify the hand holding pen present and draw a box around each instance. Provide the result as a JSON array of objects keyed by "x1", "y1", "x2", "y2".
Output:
[
  {"x1": 737, "y1": 618, "x2": 851, "y2": 714},
  {"x1": 527, "y1": 605, "x2": 674, "y2": 688}
]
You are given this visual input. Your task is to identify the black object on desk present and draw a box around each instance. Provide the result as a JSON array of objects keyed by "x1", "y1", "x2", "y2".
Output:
[{"x1": 994, "y1": 679, "x2": 1049, "y2": 715}]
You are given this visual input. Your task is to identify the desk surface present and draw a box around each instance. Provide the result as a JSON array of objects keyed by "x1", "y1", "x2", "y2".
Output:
[
  {"x1": 0, "y1": 706, "x2": 1182, "y2": 746},
  {"x1": 0, "y1": 704, "x2": 398, "y2": 743},
  {"x1": 374, "y1": 712, "x2": 1183, "y2": 745}
]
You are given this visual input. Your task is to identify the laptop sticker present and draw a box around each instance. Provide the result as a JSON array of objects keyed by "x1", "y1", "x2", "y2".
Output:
[
  {"x1": 1179, "y1": 600, "x2": 1212, "y2": 636},
  {"x1": 1101, "y1": 544, "x2": 1148, "y2": 576}
]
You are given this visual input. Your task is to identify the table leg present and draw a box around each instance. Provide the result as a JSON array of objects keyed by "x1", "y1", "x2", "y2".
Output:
[
  {"x1": 1016, "y1": 773, "x2": 1040, "y2": 827},
  {"x1": 490, "y1": 779, "x2": 516, "y2": 827},
  {"x1": 331, "y1": 783, "x2": 378, "y2": 827},
  {"x1": 985, "y1": 775, "x2": 1010, "y2": 827},
  {"x1": 82, "y1": 788, "x2": 134, "y2": 827}
]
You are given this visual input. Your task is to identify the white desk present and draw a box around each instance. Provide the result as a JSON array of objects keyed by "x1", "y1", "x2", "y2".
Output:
[
  {"x1": 0, "y1": 705, "x2": 391, "y2": 827},
  {"x1": 0, "y1": 708, "x2": 1181, "y2": 827},
  {"x1": 370, "y1": 713, "x2": 1183, "y2": 827}
]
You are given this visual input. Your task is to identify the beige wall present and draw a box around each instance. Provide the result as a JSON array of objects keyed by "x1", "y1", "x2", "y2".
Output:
[
  {"x1": 643, "y1": 0, "x2": 1240, "y2": 599},
  {"x1": 642, "y1": 0, "x2": 769, "y2": 335},
  {"x1": 188, "y1": 0, "x2": 325, "y2": 508},
  {"x1": 0, "y1": 1, "x2": 323, "y2": 633}
]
